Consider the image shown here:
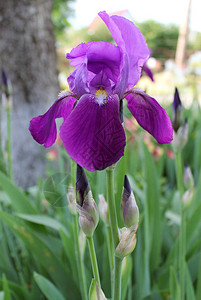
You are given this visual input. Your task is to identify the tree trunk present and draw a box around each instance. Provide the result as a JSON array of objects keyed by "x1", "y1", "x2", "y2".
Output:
[{"x1": 0, "y1": 0, "x2": 59, "y2": 188}]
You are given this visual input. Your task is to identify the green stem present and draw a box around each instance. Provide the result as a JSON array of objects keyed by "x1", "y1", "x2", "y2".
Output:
[
  {"x1": 6, "y1": 108, "x2": 12, "y2": 179},
  {"x1": 72, "y1": 160, "x2": 88, "y2": 300},
  {"x1": 175, "y1": 151, "x2": 185, "y2": 300},
  {"x1": 106, "y1": 166, "x2": 119, "y2": 247},
  {"x1": 175, "y1": 152, "x2": 184, "y2": 198},
  {"x1": 73, "y1": 214, "x2": 88, "y2": 300},
  {"x1": 106, "y1": 225, "x2": 114, "y2": 271},
  {"x1": 106, "y1": 225, "x2": 114, "y2": 296},
  {"x1": 87, "y1": 236, "x2": 101, "y2": 287},
  {"x1": 106, "y1": 166, "x2": 122, "y2": 300},
  {"x1": 114, "y1": 257, "x2": 123, "y2": 300}
]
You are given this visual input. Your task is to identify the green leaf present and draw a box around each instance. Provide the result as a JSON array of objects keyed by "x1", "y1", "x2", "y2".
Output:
[
  {"x1": 142, "y1": 142, "x2": 161, "y2": 272},
  {"x1": 34, "y1": 272, "x2": 65, "y2": 300},
  {"x1": 196, "y1": 251, "x2": 201, "y2": 300},
  {"x1": 185, "y1": 263, "x2": 196, "y2": 300},
  {"x1": 0, "y1": 210, "x2": 80, "y2": 299},
  {"x1": 16, "y1": 214, "x2": 68, "y2": 234},
  {"x1": 169, "y1": 266, "x2": 180, "y2": 300},
  {"x1": 121, "y1": 255, "x2": 132, "y2": 300},
  {"x1": 0, "y1": 170, "x2": 36, "y2": 214},
  {"x1": 2, "y1": 274, "x2": 12, "y2": 300}
]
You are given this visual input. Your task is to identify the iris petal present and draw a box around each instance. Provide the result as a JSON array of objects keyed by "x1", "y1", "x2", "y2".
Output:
[
  {"x1": 98, "y1": 11, "x2": 150, "y2": 90},
  {"x1": 126, "y1": 90, "x2": 173, "y2": 144},
  {"x1": 66, "y1": 43, "x2": 88, "y2": 67},
  {"x1": 60, "y1": 94, "x2": 126, "y2": 171},
  {"x1": 29, "y1": 92, "x2": 77, "y2": 148},
  {"x1": 67, "y1": 63, "x2": 90, "y2": 97}
]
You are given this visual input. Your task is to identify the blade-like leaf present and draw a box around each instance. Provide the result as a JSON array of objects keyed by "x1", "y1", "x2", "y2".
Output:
[{"x1": 34, "y1": 272, "x2": 65, "y2": 300}]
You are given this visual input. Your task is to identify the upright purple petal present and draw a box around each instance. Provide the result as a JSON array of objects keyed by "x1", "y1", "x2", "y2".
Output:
[
  {"x1": 60, "y1": 94, "x2": 126, "y2": 171},
  {"x1": 87, "y1": 41, "x2": 121, "y2": 84},
  {"x1": 67, "y1": 63, "x2": 90, "y2": 97},
  {"x1": 126, "y1": 89, "x2": 173, "y2": 144},
  {"x1": 29, "y1": 92, "x2": 77, "y2": 148},
  {"x1": 67, "y1": 43, "x2": 88, "y2": 67},
  {"x1": 89, "y1": 71, "x2": 112, "y2": 94},
  {"x1": 99, "y1": 11, "x2": 150, "y2": 89}
]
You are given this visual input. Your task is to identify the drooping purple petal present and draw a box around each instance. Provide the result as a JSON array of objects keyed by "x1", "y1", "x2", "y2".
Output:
[
  {"x1": 29, "y1": 92, "x2": 77, "y2": 148},
  {"x1": 60, "y1": 94, "x2": 126, "y2": 171},
  {"x1": 99, "y1": 11, "x2": 150, "y2": 90},
  {"x1": 126, "y1": 89, "x2": 173, "y2": 144},
  {"x1": 143, "y1": 63, "x2": 154, "y2": 82}
]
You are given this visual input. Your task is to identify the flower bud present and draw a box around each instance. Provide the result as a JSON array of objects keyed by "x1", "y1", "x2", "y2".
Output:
[
  {"x1": 172, "y1": 119, "x2": 188, "y2": 152},
  {"x1": 121, "y1": 175, "x2": 139, "y2": 228},
  {"x1": 182, "y1": 187, "x2": 194, "y2": 208},
  {"x1": 67, "y1": 184, "x2": 77, "y2": 215},
  {"x1": 1, "y1": 68, "x2": 12, "y2": 109},
  {"x1": 183, "y1": 165, "x2": 194, "y2": 189},
  {"x1": 172, "y1": 87, "x2": 183, "y2": 132},
  {"x1": 77, "y1": 205, "x2": 96, "y2": 237},
  {"x1": 89, "y1": 279, "x2": 107, "y2": 300},
  {"x1": 115, "y1": 226, "x2": 137, "y2": 259},
  {"x1": 76, "y1": 165, "x2": 99, "y2": 237},
  {"x1": 79, "y1": 230, "x2": 86, "y2": 259},
  {"x1": 98, "y1": 194, "x2": 109, "y2": 226},
  {"x1": 76, "y1": 164, "x2": 90, "y2": 206}
]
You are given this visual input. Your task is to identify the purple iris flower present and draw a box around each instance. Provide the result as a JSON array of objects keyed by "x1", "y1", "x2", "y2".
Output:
[{"x1": 29, "y1": 11, "x2": 173, "y2": 171}]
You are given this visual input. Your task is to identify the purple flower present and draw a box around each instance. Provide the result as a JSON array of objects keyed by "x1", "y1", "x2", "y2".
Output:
[{"x1": 29, "y1": 11, "x2": 173, "y2": 171}]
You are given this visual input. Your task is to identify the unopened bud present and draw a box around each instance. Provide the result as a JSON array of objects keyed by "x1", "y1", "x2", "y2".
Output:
[
  {"x1": 1, "y1": 68, "x2": 12, "y2": 109},
  {"x1": 98, "y1": 194, "x2": 109, "y2": 226},
  {"x1": 76, "y1": 165, "x2": 99, "y2": 237},
  {"x1": 78, "y1": 204, "x2": 95, "y2": 237},
  {"x1": 172, "y1": 119, "x2": 188, "y2": 152},
  {"x1": 76, "y1": 164, "x2": 90, "y2": 206},
  {"x1": 121, "y1": 175, "x2": 139, "y2": 228},
  {"x1": 182, "y1": 187, "x2": 194, "y2": 208},
  {"x1": 78, "y1": 192, "x2": 99, "y2": 237},
  {"x1": 79, "y1": 230, "x2": 86, "y2": 259},
  {"x1": 82, "y1": 191, "x2": 99, "y2": 229},
  {"x1": 183, "y1": 165, "x2": 194, "y2": 189},
  {"x1": 172, "y1": 88, "x2": 183, "y2": 132},
  {"x1": 67, "y1": 184, "x2": 77, "y2": 215},
  {"x1": 115, "y1": 226, "x2": 137, "y2": 259},
  {"x1": 89, "y1": 279, "x2": 107, "y2": 300}
]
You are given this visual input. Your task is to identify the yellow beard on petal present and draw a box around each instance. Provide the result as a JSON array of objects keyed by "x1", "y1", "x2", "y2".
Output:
[{"x1": 95, "y1": 89, "x2": 108, "y2": 105}]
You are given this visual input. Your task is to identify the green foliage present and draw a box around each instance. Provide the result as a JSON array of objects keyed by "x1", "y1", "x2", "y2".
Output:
[
  {"x1": 137, "y1": 20, "x2": 179, "y2": 60},
  {"x1": 51, "y1": 0, "x2": 75, "y2": 36}
]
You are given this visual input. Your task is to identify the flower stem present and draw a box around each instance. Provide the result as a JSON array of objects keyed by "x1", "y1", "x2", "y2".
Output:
[
  {"x1": 175, "y1": 151, "x2": 185, "y2": 300},
  {"x1": 106, "y1": 225, "x2": 114, "y2": 295},
  {"x1": 106, "y1": 166, "x2": 122, "y2": 300},
  {"x1": 87, "y1": 236, "x2": 101, "y2": 287},
  {"x1": 106, "y1": 166, "x2": 119, "y2": 247},
  {"x1": 106, "y1": 225, "x2": 114, "y2": 271},
  {"x1": 73, "y1": 215, "x2": 88, "y2": 300},
  {"x1": 114, "y1": 256, "x2": 123, "y2": 300},
  {"x1": 72, "y1": 160, "x2": 88, "y2": 300},
  {"x1": 6, "y1": 108, "x2": 12, "y2": 179}
]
